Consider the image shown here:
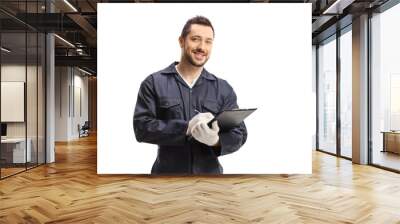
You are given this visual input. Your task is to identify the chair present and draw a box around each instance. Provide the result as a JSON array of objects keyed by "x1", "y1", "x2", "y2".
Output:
[{"x1": 79, "y1": 121, "x2": 90, "y2": 138}]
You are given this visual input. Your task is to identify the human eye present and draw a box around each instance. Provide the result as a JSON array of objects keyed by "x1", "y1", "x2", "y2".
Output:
[{"x1": 191, "y1": 36, "x2": 201, "y2": 42}]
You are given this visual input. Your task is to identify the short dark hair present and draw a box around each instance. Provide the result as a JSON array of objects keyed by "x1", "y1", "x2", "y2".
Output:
[{"x1": 180, "y1": 16, "x2": 214, "y2": 39}]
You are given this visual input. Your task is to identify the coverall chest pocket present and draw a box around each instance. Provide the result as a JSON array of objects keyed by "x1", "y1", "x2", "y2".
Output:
[
  {"x1": 201, "y1": 99, "x2": 219, "y2": 116},
  {"x1": 158, "y1": 98, "x2": 182, "y2": 119}
]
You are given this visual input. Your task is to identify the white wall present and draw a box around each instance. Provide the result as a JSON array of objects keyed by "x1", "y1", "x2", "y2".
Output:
[
  {"x1": 55, "y1": 66, "x2": 89, "y2": 141},
  {"x1": 98, "y1": 3, "x2": 312, "y2": 174},
  {"x1": 71, "y1": 72, "x2": 89, "y2": 138},
  {"x1": 55, "y1": 66, "x2": 72, "y2": 141}
]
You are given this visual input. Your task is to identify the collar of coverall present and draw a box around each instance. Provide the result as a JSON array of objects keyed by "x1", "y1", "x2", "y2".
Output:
[{"x1": 160, "y1": 61, "x2": 216, "y2": 81}]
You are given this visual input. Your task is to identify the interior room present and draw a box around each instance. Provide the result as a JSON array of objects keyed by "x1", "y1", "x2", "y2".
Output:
[{"x1": 0, "y1": 0, "x2": 399, "y2": 223}]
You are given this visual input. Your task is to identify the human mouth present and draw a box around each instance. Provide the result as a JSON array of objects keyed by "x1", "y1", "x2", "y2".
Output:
[{"x1": 193, "y1": 51, "x2": 206, "y2": 60}]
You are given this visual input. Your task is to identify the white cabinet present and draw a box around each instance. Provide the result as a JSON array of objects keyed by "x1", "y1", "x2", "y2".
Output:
[{"x1": 1, "y1": 138, "x2": 32, "y2": 163}]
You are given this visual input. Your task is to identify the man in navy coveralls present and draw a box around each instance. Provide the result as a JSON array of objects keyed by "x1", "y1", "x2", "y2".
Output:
[{"x1": 133, "y1": 16, "x2": 247, "y2": 174}]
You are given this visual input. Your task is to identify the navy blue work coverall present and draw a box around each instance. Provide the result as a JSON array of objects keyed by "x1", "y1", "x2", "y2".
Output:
[{"x1": 133, "y1": 62, "x2": 247, "y2": 174}]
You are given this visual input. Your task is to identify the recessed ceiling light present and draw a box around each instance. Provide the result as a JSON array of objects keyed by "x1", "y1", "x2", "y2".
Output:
[
  {"x1": 54, "y1": 34, "x2": 75, "y2": 48},
  {"x1": 63, "y1": 0, "x2": 78, "y2": 12},
  {"x1": 323, "y1": 0, "x2": 354, "y2": 15},
  {"x1": 78, "y1": 67, "x2": 93, "y2": 76},
  {"x1": 1, "y1": 47, "x2": 11, "y2": 53}
]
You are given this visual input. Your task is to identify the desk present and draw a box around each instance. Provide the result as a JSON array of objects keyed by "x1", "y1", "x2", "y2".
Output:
[
  {"x1": 1, "y1": 138, "x2": 32, "y2": 163},
  {"x1": 381, "y1": 131, "x2": 400, "y2": 154}
]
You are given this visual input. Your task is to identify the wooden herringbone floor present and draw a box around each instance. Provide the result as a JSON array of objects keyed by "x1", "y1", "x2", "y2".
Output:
[{"x1": 1, "y1": 134, "x2": 400, "y2": 224}]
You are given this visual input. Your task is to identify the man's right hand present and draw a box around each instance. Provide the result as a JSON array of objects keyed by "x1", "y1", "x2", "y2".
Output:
[{"x1": 186, "y1": 112, "x2": 214, "y2": 136}]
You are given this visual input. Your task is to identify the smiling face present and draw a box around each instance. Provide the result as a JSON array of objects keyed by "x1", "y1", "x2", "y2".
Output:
[{"x1": 179, "y1": 24, "x2": 214, "y2": 67}]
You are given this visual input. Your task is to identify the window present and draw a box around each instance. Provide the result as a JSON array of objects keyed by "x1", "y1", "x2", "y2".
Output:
[
  {"x1": 371, "y1": 2, "x2": 400, "y2": 171},
  {"x1": 318, "y1": 36, "x2": 337, "y2": 154},
  {"x1": 339, "y1": 28, "x2": 352, "y2": 158}
]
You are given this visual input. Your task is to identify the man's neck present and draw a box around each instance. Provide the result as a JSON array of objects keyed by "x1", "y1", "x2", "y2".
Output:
[{"x1": 176, "y1": 60, "x2": 203, "y2": 81}]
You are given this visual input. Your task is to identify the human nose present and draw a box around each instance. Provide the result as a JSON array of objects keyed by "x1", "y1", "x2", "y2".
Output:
[{"x1": 197, "y1": 40, "x2": 206, "y2": 51}]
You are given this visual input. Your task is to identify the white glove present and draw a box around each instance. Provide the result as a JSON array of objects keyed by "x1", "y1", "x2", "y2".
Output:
[
  {"x1": 186, "y1": 112, "x2": 214, "y2": 136},
  {"x1": 192, "y1": 120, "x2": 220, "y2": 146}
]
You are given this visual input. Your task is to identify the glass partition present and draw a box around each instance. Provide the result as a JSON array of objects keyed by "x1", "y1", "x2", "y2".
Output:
[
  {"x1": 1, "y1": 31, "x2": 28, "y2": 177},
  {"x1": 0, "y1": 1, "x2": 46, "y2": 179},
  {"x1": 317, "y1": 35, "x2": 337, "y2": 155}
]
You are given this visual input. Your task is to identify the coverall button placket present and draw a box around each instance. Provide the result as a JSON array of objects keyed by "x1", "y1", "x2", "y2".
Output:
[{"x1": 189, "y1": 87, "x2": 193, "y2": 173}]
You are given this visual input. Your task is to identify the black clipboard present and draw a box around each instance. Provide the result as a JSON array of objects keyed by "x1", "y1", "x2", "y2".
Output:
[{"x1": 207, "y1": 108, "x2": 257, "y2": 130}]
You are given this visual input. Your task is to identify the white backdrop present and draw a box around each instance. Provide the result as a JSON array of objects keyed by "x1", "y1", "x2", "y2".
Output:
[{"x1": 98, "y1": 3, "x2": 312, "y2": 174}]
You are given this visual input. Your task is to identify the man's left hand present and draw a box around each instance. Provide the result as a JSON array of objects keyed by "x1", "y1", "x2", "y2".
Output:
[{"x1": 191, "y1": 121, "x2": 220, "y2": 146}]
